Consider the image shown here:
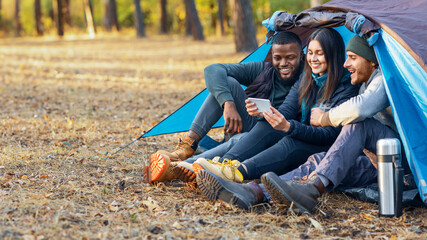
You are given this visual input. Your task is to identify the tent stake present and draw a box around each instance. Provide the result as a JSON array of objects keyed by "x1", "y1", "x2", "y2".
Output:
[{"x1": 109, "y1": 135, "x2": 143, "y2": 155}]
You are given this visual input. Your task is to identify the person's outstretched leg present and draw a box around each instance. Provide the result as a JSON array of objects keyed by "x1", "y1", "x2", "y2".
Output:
[
  {"x1": 158, "y1": 77, "x2": 257, "y2": 162},
  {"x1": 146, "y1": 77, "x2": 257, "y2": 183}
]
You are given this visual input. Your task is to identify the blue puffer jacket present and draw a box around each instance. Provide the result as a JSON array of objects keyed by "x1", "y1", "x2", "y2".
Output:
[{"x1": 276, "y1": 75, "x2": 360, "y2": 145}]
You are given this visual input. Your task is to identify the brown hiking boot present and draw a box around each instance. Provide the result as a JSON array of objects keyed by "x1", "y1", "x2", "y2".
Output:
[
  {"x1": 157, "y1": 135, "x2": 198, "y2": 161},
  {"x1": 143, "y1": 153, "x2": 178, "y2": 184}
]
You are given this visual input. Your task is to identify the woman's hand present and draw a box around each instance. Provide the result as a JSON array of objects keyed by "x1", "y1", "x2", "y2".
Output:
[
  {"x1": 245, "y1": 99, "x2": 263, "y2": 118},
  {"x1": 264, "y1": 107, "x2": 291, "y2": 132}
]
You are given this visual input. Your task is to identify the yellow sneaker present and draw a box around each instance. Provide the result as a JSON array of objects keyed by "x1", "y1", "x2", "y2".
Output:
[{"x1": 193, "y1": 157, "x2": 244, "y2": 183}]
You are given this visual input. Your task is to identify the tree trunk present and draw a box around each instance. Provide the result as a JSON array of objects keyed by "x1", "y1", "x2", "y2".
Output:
[
  {"x1": 110, "y1": 0, "x2": 120, "y2": 31},
  {"x1": 35, "y1": 0, "x2": 44, "y2": 36},
  {"x1": 160, "y1": 0, "x2": 168, "y2": 34},
  {"x1": 14, "y1": 0, "x2": 21, "y2": 37},
  {"x1": 229, "y1": 0, "x2": 257, "y2": 52},
  {"x1": 103, "y1": 0, "x2": 120, "y2": 31},
  {"x1": 216, "y1": 0, "x2": 225, "y2": 36},
  {"x1": 63, "y1": 0, "x2": 72, "y2": 26},
  {"x1": 103, "y1": 0, "x2": 112, "y2": 31},
  {"x1": 310, "y1": 0, "x2": 322, "y2": 7},
  {"x1": 210, "y1": 0, "x2": 215, "y2": 29},
  {"x1": 184, "y1": 0, "x2": 204, "y2": 41},
  {"x1": 184, "y1": 0, "x2": 192, "y2": 36},
  {"x1": 83, "y1": 0, "x2": 96, "y2": 37},
  {"x1": 53, "y1": 0, "x2": 64, "y2": 36},
  {"x1": 133, "y1": 0, "x2": 145, "y2": 38}
]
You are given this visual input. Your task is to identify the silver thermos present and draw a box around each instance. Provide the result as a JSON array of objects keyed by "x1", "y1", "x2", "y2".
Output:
[{"x1": 376, "y1": 138, "x2": 403, "y2": 217}]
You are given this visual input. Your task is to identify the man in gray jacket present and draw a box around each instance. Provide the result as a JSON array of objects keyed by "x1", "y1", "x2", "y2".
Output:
[{"x1": 196, "y1": 35, "x2": 409, "y2": 212}]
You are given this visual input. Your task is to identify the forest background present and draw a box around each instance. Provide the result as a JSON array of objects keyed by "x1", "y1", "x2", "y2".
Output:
[
  {"x1": 0, "y1": 0, "x2": 327, "y2": 51},
  {"x1": 1, "y1": 0, "x2": 426, "y2": 239}
]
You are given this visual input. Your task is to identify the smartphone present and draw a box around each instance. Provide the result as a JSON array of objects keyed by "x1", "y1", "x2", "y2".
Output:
[{"x1": 247, "y1": 97, "x2": 272, "y2": 113}]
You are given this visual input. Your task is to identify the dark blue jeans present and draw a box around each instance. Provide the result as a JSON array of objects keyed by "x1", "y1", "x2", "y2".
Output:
[
  {"x1": 184, "y1": 133, "x2": 247, "y2": 164},
  {"x1": 260, "y1": 118, "x2": 406, "y2": 200},
  {"x1": 222, "y1": 121, "x2": 331, "y2": 180},
  {"x1": 189, "y1": 77, "x2": 258, "y2": 139}
]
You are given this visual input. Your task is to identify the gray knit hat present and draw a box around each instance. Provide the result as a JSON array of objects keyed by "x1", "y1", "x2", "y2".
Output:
[{"x1": 346, "y1": 35, "x2": 378, "y2": 64}]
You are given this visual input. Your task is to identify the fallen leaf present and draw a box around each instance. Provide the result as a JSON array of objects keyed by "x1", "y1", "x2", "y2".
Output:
[
  {"x1": 142, "y1": 198, "x2": 161, "y2": 212},
  {"x1": 361, "y1": 213, "x2": 374, "y2": 221},
  {"x1": 109, "y1": 203, "x2": 119, "y2": 212},
  {"x1": 309, "y1": 217, "x2": 324, "y2": 231}
]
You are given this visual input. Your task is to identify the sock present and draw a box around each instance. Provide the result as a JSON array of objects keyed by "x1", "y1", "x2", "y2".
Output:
[
  {"x1": 317, "y1": 174, "x2": 330, "y2": 187},
  {"x1": 187, "y1": 135, "x2": 199, "y2": 150},
  {"x1": 237, "y1": 164, "x2": 249, "y2": 180}
]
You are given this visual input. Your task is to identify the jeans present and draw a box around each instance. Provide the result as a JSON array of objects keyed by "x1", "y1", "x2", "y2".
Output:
[
  {"x1": 222, "y1": 121, "x2": 331, "y2": 180},
  {"x1": 260, "y1": 118, "x2": 409, "y2": 201},
  {"x1": 184, "y1": 133, "x2": 248, "y2": 164},
  {"x1": 189, "y1": 77, "x2": 258, "y2": 139},
  {"x1": 314, "y1": 118, "x2": 408, "y2": 186}
]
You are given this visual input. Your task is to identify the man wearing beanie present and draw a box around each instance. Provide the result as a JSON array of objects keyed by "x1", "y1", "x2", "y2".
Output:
[{"x1": 195, "y1": 35, "x2": 410, "y2": 213}]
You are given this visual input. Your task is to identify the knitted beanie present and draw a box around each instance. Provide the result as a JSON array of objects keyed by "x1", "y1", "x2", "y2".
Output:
[{"x1": 346, "y1": 35, "x2": 378, "y2": 64}]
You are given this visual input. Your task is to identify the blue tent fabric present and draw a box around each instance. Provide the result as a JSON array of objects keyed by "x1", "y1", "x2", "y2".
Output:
[
  {"x1": 141, "y1": 42, "x2": 272, "y2": 137},
  {"x1": 374, "y1": 30, "x2": 427, "y2": 203},
  {"x1": 142, "y1": 0, "x2": 427, "y2": 204}
]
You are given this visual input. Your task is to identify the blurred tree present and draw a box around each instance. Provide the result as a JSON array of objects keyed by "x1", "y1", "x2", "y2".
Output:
[
  {"x1": 103, "y1": 0, "x2": 120, "y2": 31},
  {"x1": 184, "y1": 0, "x2": 204, "y2": 40},
  {"x1": 84, "y1": 0, "x2": 96, "y2": 37},
  {"x1": 53, "y1": 0, "x2": 64, "y2": 36},
  {"x1": 14, "y1": 0, "x2": 21, "y2": 36},
  {"x1": 184, "y1": 0, "x2": 192, "y2": 36},
  {"x1": 134, "y1": 0, "x2": 145, "y2": 37},
  {"x1": 216, "y1": 0, "x2": 225, "y2": 36},
  {"x1": 63, "y1": 0, "x2": 71, "y2": 26},
  {"x1": 229, "y1": 0, "x2": 257, "y2": 52},
  {"x1": 160, "y1": 0, "x2": 168, "y2": 34},
  {"x1": 35, "y1": 0, "x2": 44, "y2": 36}
]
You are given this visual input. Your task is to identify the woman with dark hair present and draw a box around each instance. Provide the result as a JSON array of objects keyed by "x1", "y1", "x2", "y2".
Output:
[{"x1": 194, "y1": 28, "x2": 360, "y2": 185}]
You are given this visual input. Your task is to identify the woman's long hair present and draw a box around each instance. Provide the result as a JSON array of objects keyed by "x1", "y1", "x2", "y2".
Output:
[{"x1": 298, "y1": 28, "x2": 345, "y2": 109}]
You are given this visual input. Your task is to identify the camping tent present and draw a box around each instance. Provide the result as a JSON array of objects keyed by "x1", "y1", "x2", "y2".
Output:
[{"x1": 142, "y1": 0, "x2": 427, "y2": 204}]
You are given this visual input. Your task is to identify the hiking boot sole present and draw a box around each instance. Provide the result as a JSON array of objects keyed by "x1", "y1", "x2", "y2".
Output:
[
  {"x1": 196, "y1": 170, "x2": 251, "y2": 210},
  {"x1": 145, "y1": 153, "x2": 170, "y2": 183},
  {"x1": 174, "y1": 166, "x2": 196, "y2": 183},
  {"x1": 261, "y1": 172, "x2": 291, "y2": 206},
  {"x1": 261, "y1": 172, "x2": 312, "y2": 214}
]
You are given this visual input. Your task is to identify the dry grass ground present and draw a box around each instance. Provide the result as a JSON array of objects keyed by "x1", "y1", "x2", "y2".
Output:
[{"x1": 0, "y1": 35, "x2": 425, "y2": 240}]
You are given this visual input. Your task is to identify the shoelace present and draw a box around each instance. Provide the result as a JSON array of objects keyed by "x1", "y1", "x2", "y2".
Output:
[
  {"x1": 214, "y1": 158, "x2": 240, "y2": 182},
  {"x1": 174, "y1": 138, "x2": 191, "y2": 153}
]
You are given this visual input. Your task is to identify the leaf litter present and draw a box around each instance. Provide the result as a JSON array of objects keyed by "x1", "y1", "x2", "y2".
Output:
[{"x1": 0, "y1": 36, "x2": 425, "y2": 239}]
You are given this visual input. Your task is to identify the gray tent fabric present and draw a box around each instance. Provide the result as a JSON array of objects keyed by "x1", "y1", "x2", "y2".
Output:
[
  {"x1": 272, "y1": 0, "x2": 427, "y2": 71},
  {"x1": 317, "y1": 0, "x2": 427, "y2": 71}
]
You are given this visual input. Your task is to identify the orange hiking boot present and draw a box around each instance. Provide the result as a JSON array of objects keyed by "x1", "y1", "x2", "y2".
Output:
[
  {"x1": 156, "y1": 135, "x2": 198, "y2": 161},
  {"x1": 143, "y1": 153, "x2": 178, "y2": 184}
]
